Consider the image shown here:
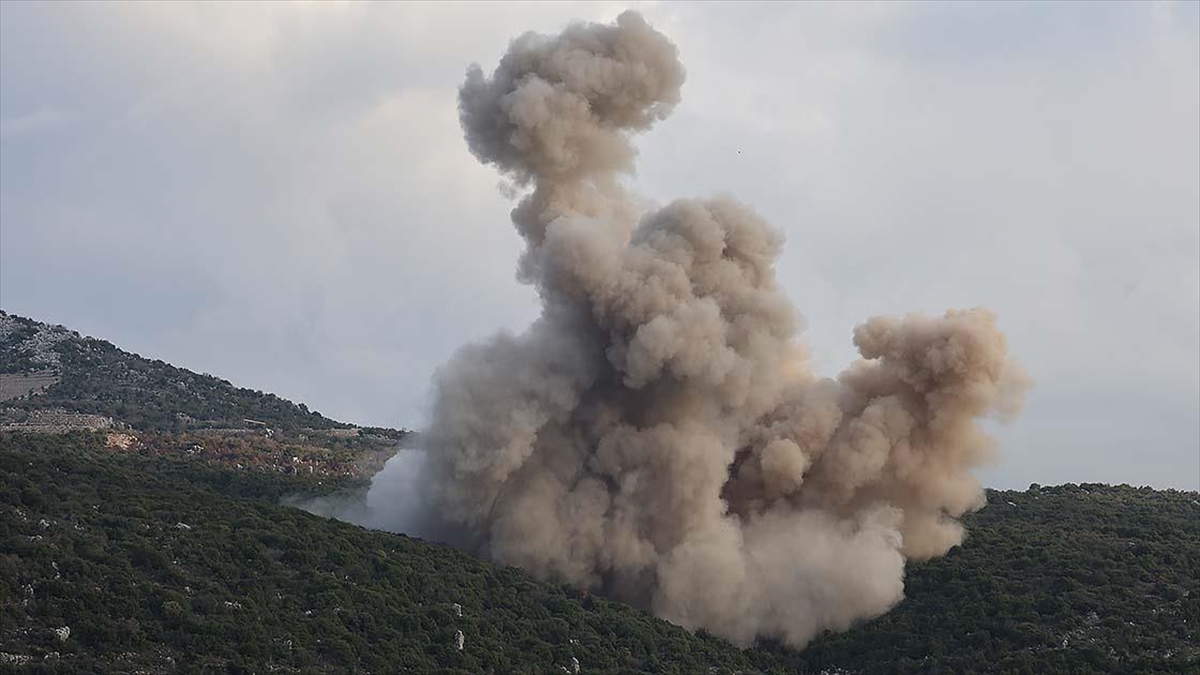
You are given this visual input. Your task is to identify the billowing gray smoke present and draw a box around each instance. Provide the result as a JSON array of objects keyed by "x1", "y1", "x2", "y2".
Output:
[{"x1": 367, "y1": 11, "x2": 1030, "y2": 648}]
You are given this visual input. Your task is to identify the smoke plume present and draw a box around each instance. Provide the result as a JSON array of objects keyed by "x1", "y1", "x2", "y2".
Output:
[{"x1": 368, "y1": 11, "x2": 1030, "y2": 648}]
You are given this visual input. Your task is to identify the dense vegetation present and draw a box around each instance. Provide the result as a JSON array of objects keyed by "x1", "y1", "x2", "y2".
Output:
[
  {"x1": 1, "y1": 311, "x2": 353, "y2": 433},
  {"x1": 1, "y1": 433, "x2": 767, "y2": 674},
  {"x1": 763, "y1": 482, "x2": 1200, "y2": 674},
  {"x1": 3, "y1": 433, "x2": 1197, "y2": 674}
]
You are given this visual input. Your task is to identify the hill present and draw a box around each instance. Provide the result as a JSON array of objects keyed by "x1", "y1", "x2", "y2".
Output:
[
  {"x1": 3, "y1": 432, "x2": 1196, "y2": 675},
  {"x1": 1, "y1": 311, "x2": 1196, "y2": 673},
  {"x1": 0, "y1": 311, "x2": 363, "y2": 434},
  {"x1": 1, "y1": 432, "x2": 771, "y2": 674},
  {"x1": 0, "y1": 309, "x2": 410, "y2": 501}
]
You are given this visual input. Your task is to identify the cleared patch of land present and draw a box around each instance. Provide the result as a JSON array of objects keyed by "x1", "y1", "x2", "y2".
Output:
[{"x1": 0, "y1": 372, "x2": 59, "y2": 402}]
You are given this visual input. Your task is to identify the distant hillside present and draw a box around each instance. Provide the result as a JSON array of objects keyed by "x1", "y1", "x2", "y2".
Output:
[
  {"x1": 0, "y1": 311, "x2": 354, "y2": 433},
  {"x1": 2, "y1": 432, "x2": 1197, "y2": 674}
]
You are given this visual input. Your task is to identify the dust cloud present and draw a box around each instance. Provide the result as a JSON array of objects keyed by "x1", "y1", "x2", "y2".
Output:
[{"x1": 330, "y1": 11, "x2": 1029, "y2": 648}]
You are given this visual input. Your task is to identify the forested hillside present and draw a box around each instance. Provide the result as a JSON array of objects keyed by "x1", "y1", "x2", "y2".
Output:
[
  {"x1": 760, "y1": 481, "x2": 1200, "y2": 674},
  {"x1": 3, "y1": 432, "x2": 1197, "y2": 674},
  {"x1": 1, "y1": 433, "x2": 765, "y2": 674}
]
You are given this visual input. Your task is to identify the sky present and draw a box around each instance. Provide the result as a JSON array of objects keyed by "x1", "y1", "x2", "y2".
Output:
[{"x1": 1, "y1": 1, "x2": 1197, "y2": 490}]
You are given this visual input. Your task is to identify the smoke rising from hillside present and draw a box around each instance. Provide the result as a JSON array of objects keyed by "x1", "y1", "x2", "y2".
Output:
[{"x1": 361, "y1": 11, "x2": 1029, "y2": 647}]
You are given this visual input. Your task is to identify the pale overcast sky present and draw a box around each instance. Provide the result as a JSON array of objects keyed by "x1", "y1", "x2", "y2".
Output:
[{"x1": 1, "y1": 1, "x2": 1197, "y2": 489}]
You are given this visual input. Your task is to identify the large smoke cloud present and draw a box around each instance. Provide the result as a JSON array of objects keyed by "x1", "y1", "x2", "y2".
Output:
[{"x1": 356, "y1": 11, "x2": 1030, "y2": 648}]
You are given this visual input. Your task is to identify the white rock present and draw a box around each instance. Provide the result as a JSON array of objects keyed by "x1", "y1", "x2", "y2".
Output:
[
  {"x1": 454, "y1": 630, "x2": 465, "y2": 651},
  {"x1": 52, "y1": 626, "x2": 70, "y2": 642}
]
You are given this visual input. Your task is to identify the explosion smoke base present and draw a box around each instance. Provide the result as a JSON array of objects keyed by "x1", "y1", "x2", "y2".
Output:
[{"x1": 368, "y1": 11, "x2": 1029, "y2": 647}]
